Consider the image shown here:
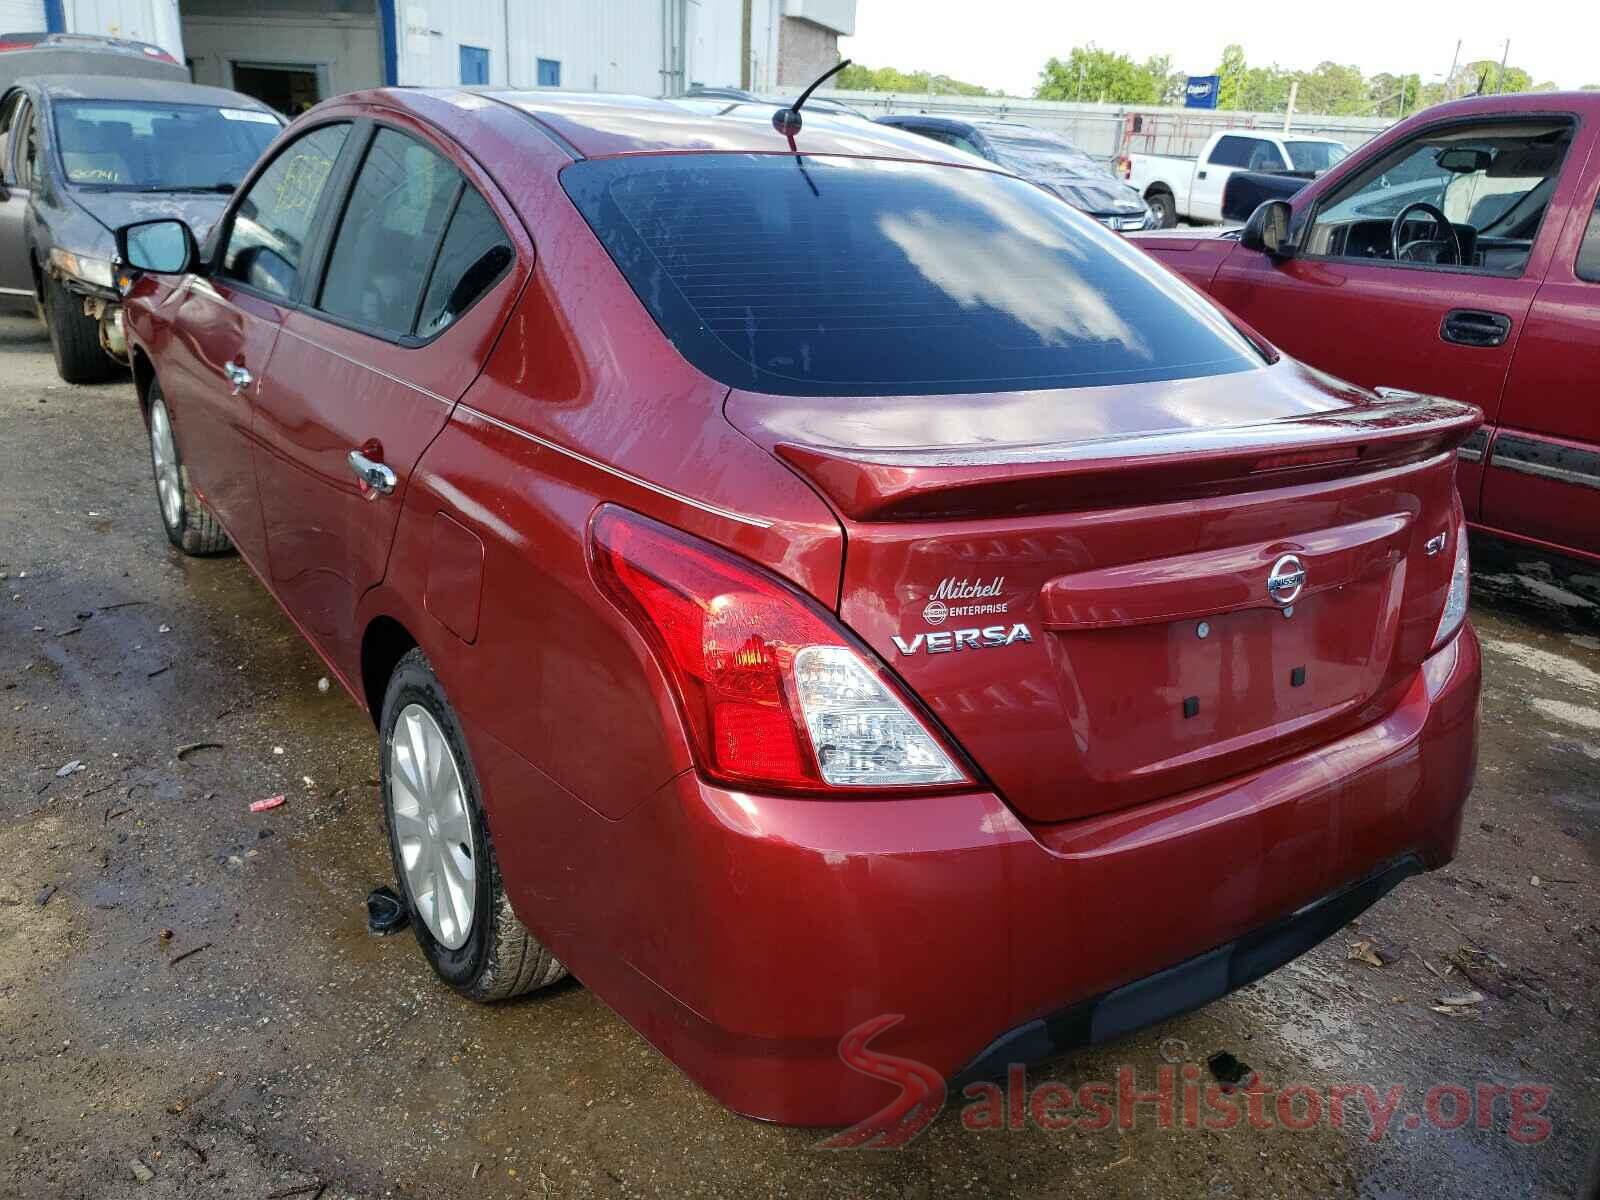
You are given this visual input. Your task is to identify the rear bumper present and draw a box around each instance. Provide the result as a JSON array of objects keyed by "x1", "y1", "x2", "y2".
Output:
[{"x1": 495, "y1": 625, "x2": 1479, "y2": 1127}]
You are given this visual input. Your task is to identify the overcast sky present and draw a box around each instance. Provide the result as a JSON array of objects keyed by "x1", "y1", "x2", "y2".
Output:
[{"x1": 839, "y1": 0, "x2": 1591, "y2": 95}]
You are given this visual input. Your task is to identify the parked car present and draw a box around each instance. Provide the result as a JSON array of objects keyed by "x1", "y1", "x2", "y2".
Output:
[
  {"x1": 0, "y1": 74, "x2": 282, "y2": 382},
  {"x1": 1120, "y1": 129, "x2": 1348, "y2": 227},
  {"x1": 116, "y1": 90, "x2": 1479, "y2": 1127},
  {"x1": 1132, "y1": 91, "x2": 1600, "y2": 567},
  {"x1": 876, "y1": 114, "x2": 1154, "y2": 230},
  {"x1": 0, "y1": 31, "x2": 188, "y2": 92},
  {"x1": 681, "y1": 84, "x2": 869, "y2": 119}
]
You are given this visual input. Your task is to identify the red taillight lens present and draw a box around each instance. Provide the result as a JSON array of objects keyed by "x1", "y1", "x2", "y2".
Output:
[{"x1": 589, "y1": 506, "x2": 970, "y2": 795}]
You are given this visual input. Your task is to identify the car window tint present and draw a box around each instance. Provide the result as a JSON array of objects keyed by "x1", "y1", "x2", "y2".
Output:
[
  {"x1": 1208, "y1": 136, "x2": 1257, "y2": 168},
  {"x1": 416, "y1": 186, "x2": 513, "y2": 337},
  {"x1": 221, "y1": 123, "x2": 349, "y2": 299},
  {"x1": 563, "y1": 154, "x2": 1261, "y2": 397},
  {"x1": 317, "y1": 128, "x2": 461, "y2": 337},
  {"x1": 1579, "y1": 196, "x2": 1600, "y2": 283}
]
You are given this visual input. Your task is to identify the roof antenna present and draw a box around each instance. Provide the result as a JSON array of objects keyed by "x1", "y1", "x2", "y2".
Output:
[{"x1": 772, "y1": 58, "x2": 850, "y2": 136}]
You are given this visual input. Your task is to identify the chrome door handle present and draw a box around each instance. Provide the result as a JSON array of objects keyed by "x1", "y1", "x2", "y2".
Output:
[
  {"x1": 347, "y1": 449, "x2": 396, "y2": 497},
  {"x1": 223, "y1": 362, "x2": 252, "y2": 394}
]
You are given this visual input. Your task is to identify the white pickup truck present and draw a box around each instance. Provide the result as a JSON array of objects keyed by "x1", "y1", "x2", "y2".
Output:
[{"x1": 1118, "y1": 130, "x2": 1349, "y2": 227}]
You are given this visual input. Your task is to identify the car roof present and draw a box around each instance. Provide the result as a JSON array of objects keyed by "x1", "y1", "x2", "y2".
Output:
[
  {"x1": 388, "y1": 88, "x2": 973, "y2": 163},
  {"x1": 23, "y1": 74, "x2": 278, "y2": 112}
]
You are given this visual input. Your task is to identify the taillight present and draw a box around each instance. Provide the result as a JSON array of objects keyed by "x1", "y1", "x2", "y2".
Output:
[
  {"x1": 589, "y1": 506, "x2": 970, "y2": 795},
  {"x1": 1115, "y1": 154, "x2": 1132, "y2": 179},
  {"x1": 1432, "y1": 502, "x2": 1470, "y2": 650}
]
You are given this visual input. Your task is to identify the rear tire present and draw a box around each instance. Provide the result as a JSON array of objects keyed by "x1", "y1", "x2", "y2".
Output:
[
  {"x1": 146, "y1": 380, "x2": 232, "y2": 556},
  {"x1": 43, "y1": 274, "x2": 115, "y2": 384},
  {"x1": 1147, "y1": 190, "x2": 1178, "y2": 229},
  {"x1": 380, "y1": 648, "x2": 567, "y2": 1002}
]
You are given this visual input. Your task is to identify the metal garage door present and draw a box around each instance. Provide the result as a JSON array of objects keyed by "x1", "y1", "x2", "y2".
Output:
[{"x1": 0, "y1": 0, "x2": 46, "y2": 32}]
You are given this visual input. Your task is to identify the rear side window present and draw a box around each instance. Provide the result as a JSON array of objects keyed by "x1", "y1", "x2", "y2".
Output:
[
  {"x1": 1579, "y1": 195, "x2": 1600, "y2": 283},
  {"x1": 561, "y1": 154, "x2": 1259, "y2": 396},
  {"x1": 1208, "y1": 136, "x2": 1261, "y2": 168},
  {"x1": 318, "y1": 129, "x2": 461, "y2": 336},
  {"x1": 417, "y1": 188, "x2": 514, "y2": 337}
]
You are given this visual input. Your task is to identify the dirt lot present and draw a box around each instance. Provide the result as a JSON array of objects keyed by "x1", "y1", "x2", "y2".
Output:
[{"x1": 1, "y1": 309, "x2": 1597, "y2": 1199}]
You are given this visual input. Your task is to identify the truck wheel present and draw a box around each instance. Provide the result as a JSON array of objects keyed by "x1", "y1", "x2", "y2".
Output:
[
  {"x1": 146, "y1": 382, "x2": 232, "y2": 556},
  {"x1": 1147, "y1": 191, "x2": 1178, "y2": 229},
  {"x1": 380, "y1": 648, "x2": 568, "y2": 1002},
  {"x1": 43, "y1": 274, "x2": 116, "y2": 384}
]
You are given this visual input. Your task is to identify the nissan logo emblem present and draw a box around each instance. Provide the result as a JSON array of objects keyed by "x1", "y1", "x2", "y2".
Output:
[{"x1": 1266, "y1": 554, "x2": 1307, "y2": 605}]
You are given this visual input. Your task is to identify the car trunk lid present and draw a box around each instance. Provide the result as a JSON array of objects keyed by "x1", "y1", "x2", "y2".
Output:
[{"x1": 728, "y1": 364, "x2": 1480, "y2": 823}]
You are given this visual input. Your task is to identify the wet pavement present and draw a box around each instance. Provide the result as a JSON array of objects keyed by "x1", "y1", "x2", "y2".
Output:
[{"x1": 0, "y1": 309, "x2": 1596, "y2": 1198}]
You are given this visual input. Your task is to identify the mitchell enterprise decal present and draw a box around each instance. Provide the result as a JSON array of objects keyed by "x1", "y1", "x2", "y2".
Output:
[
  {"x1": 897, "y1": 576, "x2": 1030, "y2": 654},
  {"x1": 921, "y1": 576, "x2": 1008, "y2": 626}
]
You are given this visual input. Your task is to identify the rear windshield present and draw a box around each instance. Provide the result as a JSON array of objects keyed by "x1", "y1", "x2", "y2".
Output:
[
  {"x1": 1285, "y1": 141, "x2": 1348, "y2": 173},
  {"x1": 561, "y1": 154, "x2": 1260, "y2": 397}
]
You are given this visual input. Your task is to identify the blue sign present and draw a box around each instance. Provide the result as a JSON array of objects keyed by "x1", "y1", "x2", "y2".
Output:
[{"x1": 1184, "y1": 75, "x2": 1221, "y2": 109}]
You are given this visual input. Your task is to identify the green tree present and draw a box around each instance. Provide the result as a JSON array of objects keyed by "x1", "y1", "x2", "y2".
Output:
[
  {"x1": 1035, "y1": 45, "x2": 1158, "y2": 104},
  {"x1": 1143, "y1": 54, "x2": 1188, "y2": 106},
  {"x1": 1214, "y1": 44, "x2": 1248, "y2": 108},
  {"x1": 832, "y1": 63, "x2": 993, "y2": 96}
]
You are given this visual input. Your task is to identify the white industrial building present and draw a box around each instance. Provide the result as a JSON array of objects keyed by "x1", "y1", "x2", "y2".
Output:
[{"x1": 0, "y1": 0, "x2": 855, "y2": 113}]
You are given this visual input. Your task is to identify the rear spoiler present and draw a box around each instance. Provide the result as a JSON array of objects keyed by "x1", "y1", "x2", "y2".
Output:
[{"x1": 776, "y1": 395, "x2": 1481, "y2": 522}]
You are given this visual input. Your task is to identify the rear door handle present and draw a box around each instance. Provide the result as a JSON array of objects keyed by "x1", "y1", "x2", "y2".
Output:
[
  {"x1": 347, "y1": 449, "x2": 396, "y2": 497},
  {"x1": 223, "y1": 362, "x2": 252, "y2": 394},
  {"x1": 1440, "y1": 309, "x2": 1511, "y2": 348}
]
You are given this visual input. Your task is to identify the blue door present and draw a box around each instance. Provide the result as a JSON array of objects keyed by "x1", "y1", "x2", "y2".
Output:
[
  {"x1": 459, "y1": 45, "x2": 490, "y2": 86},
  {"x1": 537, "y1": 58, "x2": 561, "y2": 87}
]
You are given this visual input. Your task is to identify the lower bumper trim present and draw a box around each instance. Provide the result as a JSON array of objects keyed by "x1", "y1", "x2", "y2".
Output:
[{"x1": 951, "y1": 854, "x2": 1424, "y2": 1087}]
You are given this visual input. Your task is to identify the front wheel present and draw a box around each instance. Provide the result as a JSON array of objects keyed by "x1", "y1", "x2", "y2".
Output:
[
  {"x1": 147, "y1": 382, "x2": 232, "y2": 556},
  {"x1": 380, "y1": 648, "x2": 567, "y2": 1002},
  {"x1": 1147, "y1": 191, "x2": 1178, "y2": 229},
  {"x1": 43, "y1": 274, "x2": 115, "y2": 384}
]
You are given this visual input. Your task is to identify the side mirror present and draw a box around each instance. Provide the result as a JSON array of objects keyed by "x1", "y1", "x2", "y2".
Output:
[
  {"x1": 115, "y1": 218, "x2": 198, "y2": 275},
  {"x1": 1239, "y1": 200, "x2": 1294, "y2": 259}
]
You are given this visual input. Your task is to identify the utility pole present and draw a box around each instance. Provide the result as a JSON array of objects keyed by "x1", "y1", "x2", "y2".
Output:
[
  {"x1": 1444, "y1": 39, "x2": 1460, "y2": 101},
  {"x1": 1497, "y1": 38, "x2": 1510, "y2": 93},
  {"x1": 1282, "y1": 79, "x2": 1298, "y2": 133}
]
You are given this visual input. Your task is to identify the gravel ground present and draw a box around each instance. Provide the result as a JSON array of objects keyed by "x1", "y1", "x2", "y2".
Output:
[{"x1": 0, "y1": 309, "x2": 1596, "y2": 1198}]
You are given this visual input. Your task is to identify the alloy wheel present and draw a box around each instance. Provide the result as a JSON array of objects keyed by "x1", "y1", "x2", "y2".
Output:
[
  {"x1": 388, "y1": 703, "x2": 477, "y2": 949},
  {"x1": 149, "y1": 400, "x2": 183, "y2": 533}
]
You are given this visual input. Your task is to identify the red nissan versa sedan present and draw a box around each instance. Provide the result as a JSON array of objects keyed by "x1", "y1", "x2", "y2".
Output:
[{"x1": 113, "y1": 89, "x2": 1481, "y2": 1127}]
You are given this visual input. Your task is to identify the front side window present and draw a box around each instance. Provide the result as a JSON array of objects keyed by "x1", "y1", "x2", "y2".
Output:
[
  {"x1": 1246, "y1": 141, "x2": 1286, "y2": 172},
  {"x1": 15, "y1": 99, "x2": 37, "y2": 188},
  {"x1": 563, "y1": 154, "x2": 1261, "y2": 397},
  {"x1": 0, "y1": 93, "x2": 23, "y2": 182},
  {"x1": 1578, "y1": 194, "x2": 1600, "y2": 283},
  {"x1": 220, "y1": 122, "x2": 349, "y2": 299},
  {"x1": 1305, "y1": 119, "x2": 1573, "y2": 275},
  {"x1": 317, "y1": 128, "x2": 462, "y2": 337},
  {"x1": 52, "y1": 99, "x2": 281, "y2": 190}
]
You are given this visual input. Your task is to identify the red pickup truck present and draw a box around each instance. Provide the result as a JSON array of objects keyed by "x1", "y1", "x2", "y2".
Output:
[{"x1": 1133, "y1": 91, "x2": 1600, "y2": 566}]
